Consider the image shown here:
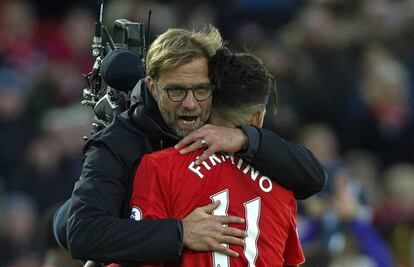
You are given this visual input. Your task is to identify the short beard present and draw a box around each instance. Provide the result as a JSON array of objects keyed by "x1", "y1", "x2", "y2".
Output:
[
  {"x1": 158, "y1": 103, "x2": 211, "y2": 138},
  {"x1": 175, "y1": 127, "x2": 195, "y2": 138}
]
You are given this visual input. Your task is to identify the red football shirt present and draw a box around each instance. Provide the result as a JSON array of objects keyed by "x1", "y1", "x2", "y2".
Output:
[{"x1": 129, "y1": 147, "x2": 304, "y2": 267}]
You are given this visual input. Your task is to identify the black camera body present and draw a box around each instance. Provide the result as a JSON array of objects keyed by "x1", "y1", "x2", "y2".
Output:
[
  {"x1": 82, "y1": 17, "x2": 147, "y2": 136},
  {"x1": 112, "y1": 19, "x2": 145, "y2": 58}
]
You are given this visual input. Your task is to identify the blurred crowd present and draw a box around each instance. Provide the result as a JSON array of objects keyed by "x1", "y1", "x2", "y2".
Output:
[{"x1": 0, "y1": 0, "x2": 413, "y2": 266}]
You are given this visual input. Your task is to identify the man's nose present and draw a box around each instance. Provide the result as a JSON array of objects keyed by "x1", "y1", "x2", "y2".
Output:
[{"x1": 181, "y1": 90, "x2": 197, "y2": 110}]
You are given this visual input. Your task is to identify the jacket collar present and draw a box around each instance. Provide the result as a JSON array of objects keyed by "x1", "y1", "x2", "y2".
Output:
[{"x1": 131, "y1": 80, "x2": 180, "y2": 148}]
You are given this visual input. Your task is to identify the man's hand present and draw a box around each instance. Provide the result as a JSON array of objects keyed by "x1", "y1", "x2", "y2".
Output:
[
  {"x1": 182, "y1": 201, "x2": 246, "y2": 257},
  {"x1": 175, "y1": 124, "x2": 248, "y2": 165}
]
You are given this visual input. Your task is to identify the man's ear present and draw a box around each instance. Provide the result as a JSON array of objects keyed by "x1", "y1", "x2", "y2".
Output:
[
  {"x1": 146, "y1": 77, "x2": 157, "y2": 99},
  {"x1": 250, "y1": 111, "x2": 265, "y2": 128}
]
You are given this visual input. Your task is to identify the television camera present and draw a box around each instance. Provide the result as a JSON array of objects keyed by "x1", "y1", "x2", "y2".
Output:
[{"x1": 81, "y1": 1, "x2": 149, "y2": 136}]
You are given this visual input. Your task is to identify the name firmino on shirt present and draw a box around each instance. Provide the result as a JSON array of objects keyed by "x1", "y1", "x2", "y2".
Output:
[{"x1": 188, "y1": 153, "x2": 272, "y2": 193}]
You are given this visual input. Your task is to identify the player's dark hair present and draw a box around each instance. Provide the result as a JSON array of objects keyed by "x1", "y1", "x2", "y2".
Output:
[{"x1": 209, "y1": 48, "x2": 276, "y2": 114}]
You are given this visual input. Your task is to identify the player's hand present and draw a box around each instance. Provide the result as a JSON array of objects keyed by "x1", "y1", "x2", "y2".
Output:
[
  {"x1": 175, "y1": 124, "x2": 248, "y2": 165},
  {"x1": 182, "y1": 201, "x2": 246, "y2": 257}
]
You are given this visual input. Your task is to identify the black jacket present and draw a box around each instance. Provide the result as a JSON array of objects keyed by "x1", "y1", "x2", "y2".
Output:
[{"x1": 55, "y1": 82, "x2": 327, "y2": 263}]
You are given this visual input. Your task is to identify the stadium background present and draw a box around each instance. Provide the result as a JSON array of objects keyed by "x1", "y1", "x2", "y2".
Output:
[{"x1": 0, "y1": 0, "x2": 413, "y2": 266}]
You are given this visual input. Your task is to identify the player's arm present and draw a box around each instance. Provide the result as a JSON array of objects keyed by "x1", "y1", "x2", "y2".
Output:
[
  {"x1": 65, "y1": 142, "x2": 183, "y2": 263},
  {"x1": 176, "y1": 125, "x2": 327, "y2": 199}
]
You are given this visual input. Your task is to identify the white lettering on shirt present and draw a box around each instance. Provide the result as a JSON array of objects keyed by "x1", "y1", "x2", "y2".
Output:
[
  {"x1": 189, "y1": 160, "x2": 204, "y2": 178},
  {"x1": 259, "y1": 176, "x2": 272, "y2": 192},
  {"x1": 209, "y1": 154, "x2": 222, "y2": 166},
  {"x1": 187, "y1": 153, "x2": 273, "y2": 193},
  {"x1": 250, "y1": 167, "x2": 260, "y2": 181}
]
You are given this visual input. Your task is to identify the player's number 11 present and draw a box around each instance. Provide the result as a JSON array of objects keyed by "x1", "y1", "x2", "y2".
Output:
[{"x1": 210, "y1": 190, "x2": 261, "y2": 267}]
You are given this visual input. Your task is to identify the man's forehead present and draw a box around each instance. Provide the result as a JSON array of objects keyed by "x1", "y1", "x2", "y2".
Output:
[{"x1": 159, "y1": 57, "x2": 210, "y2": 85}]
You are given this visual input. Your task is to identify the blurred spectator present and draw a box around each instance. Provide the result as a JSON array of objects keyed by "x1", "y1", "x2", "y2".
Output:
[
  {"x1": 298, "y1": 165, "x2": 395, "y2": 267},
  {"x1": 344, "y1": 150, "x2": 381, "y2": 209},
  {"x1": 59, "y1": 7, "x2": 94, "y2": 74},
  {"x1": 374, "y1": 163, "x2": 414, "y2": 266},
  {"x1": 296, "y1": 123, "x2": 395, "y2": 267},
  {"x1": 0, "y1": 66, "x2": 33, "y2": 179},
  {"x1": 7, "y1": 104, "x2": 93, "y2": 213},
  {"x1": 0, "y1": 193, "x2": 42, "y2": 267},
  {"x1": 219, "y1": 0, "x2": 303, "y2": 39},
  {"x1": 257, "y1": 40, "x2": 301, "y2": 139},
  {"x1": 279, "y1": 3, "x2": 360, "y2": 147},
  {"x1": 349, "y1": 43, "x2": 414, "y2": 165},
  {"x1": 0, "y1": 0, "x2": 41, "y2": 76},
  {"x1": 24, "y1": 44, "x2": 88, "y2": 125}
]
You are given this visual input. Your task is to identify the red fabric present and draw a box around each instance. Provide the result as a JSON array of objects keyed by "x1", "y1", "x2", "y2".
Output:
[{"x1": 130, "y1": 147, "x2": 305, "y2": 267}]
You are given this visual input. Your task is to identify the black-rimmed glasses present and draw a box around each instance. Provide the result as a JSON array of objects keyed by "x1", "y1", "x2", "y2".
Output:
[{"x1": 151, "y1": 78, "x2": 214, "y2": 102}]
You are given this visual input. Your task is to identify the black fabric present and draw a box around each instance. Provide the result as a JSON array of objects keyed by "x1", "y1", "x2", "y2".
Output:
[
  {"x1": 53, "y1": 199, "x2": 70, "y2": 250},
  {"x1": 238, "y1": 126, "x2": 327, "y2": 199},
  {"x1": 236, "y1": 125, "x2": 261, "y2": 161}
]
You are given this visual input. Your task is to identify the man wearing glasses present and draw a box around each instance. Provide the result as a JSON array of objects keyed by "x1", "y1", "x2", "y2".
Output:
[{"x1": 148, "y1": 78, "x2": 215, "y2": 138}]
